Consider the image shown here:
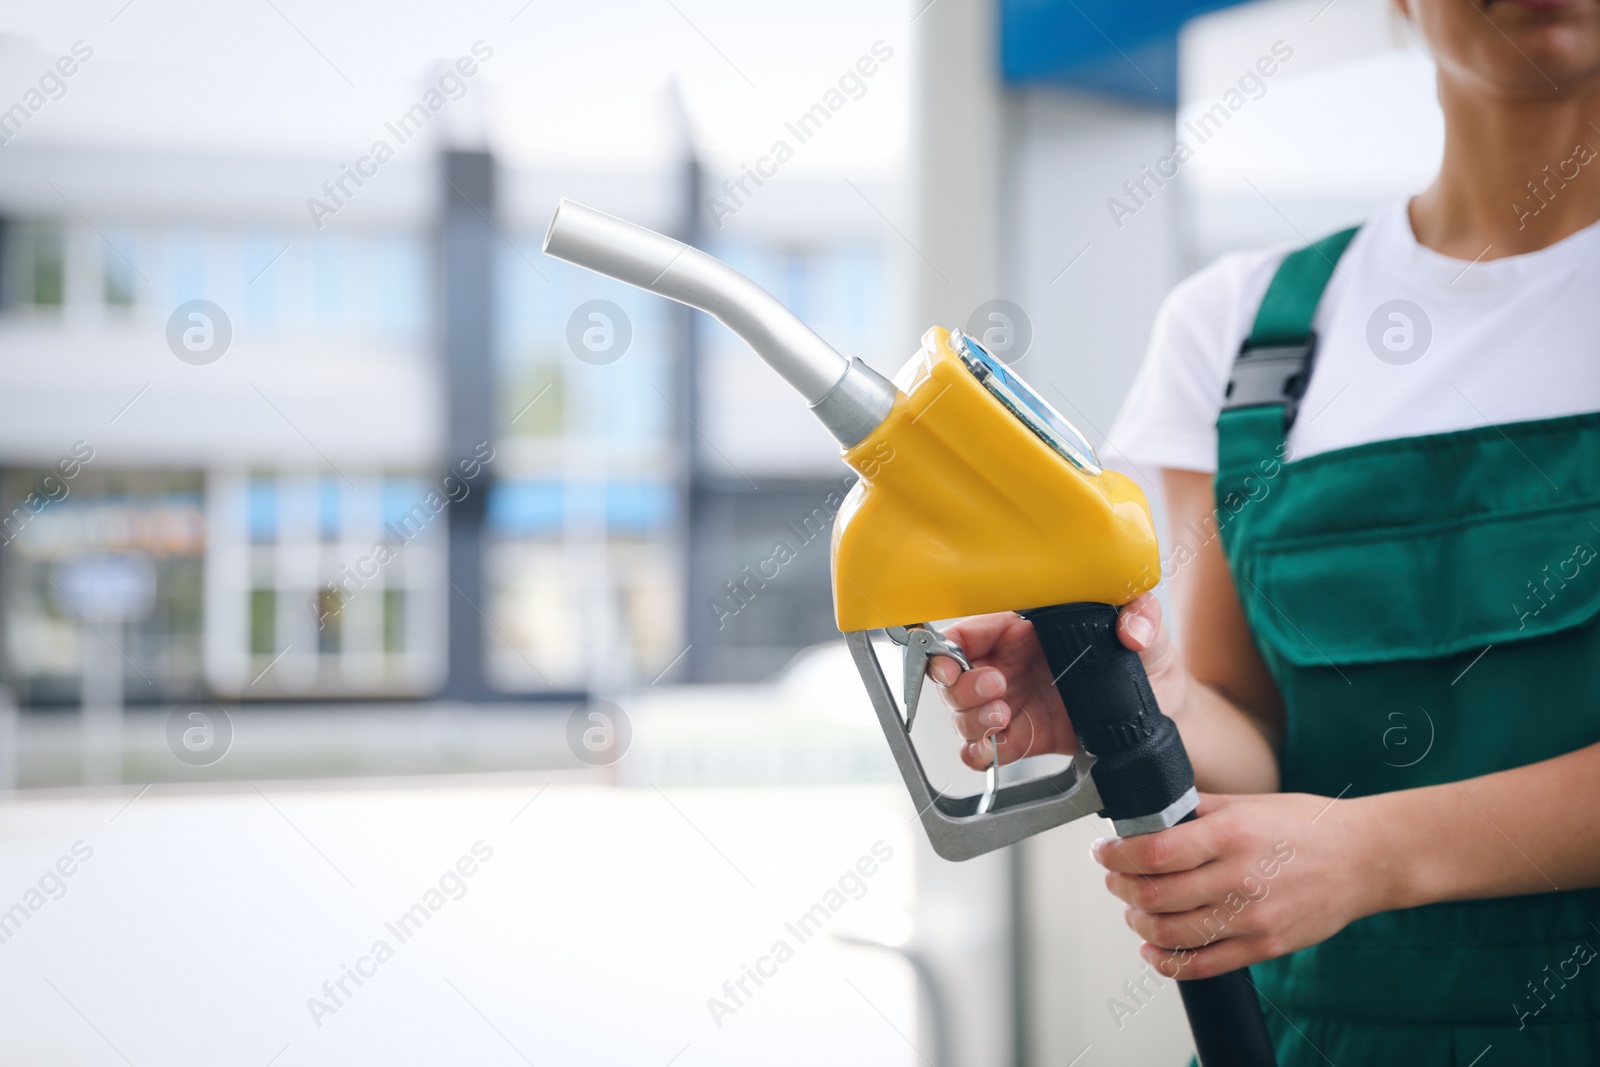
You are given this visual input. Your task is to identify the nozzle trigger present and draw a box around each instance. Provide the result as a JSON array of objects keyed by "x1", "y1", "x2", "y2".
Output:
[{"x1": 887, "y1": 623, "x2": 969, "y2": 732}]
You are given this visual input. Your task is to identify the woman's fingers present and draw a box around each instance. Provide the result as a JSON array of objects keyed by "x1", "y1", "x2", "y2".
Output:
[
  {"x1": 935, "y1": 662, "x2": 1005, "y2": 706},
  {"x1": 1124, "y1": 894, "x2": 1269, "y2": 953},
  {"x1": 958, "y1": 740, "x2": 993, "y2": 771},
  {"x1": 939, "y1": 612, "x2": 1017, "y2": 662},
  {"x1": 950, "y1": 701, "x2": 1008, "y2": 742},
  {"x1": 958, "y1": 728, "x2": 1028, "y2": 769},
  {"x1": 1117, "y1": 593, "x2": 1190, "y2": 691},
  {"x1": 1102, "y1": 862, "x2": 1243, "y2": 915},
  {"x1": 1140, "y1": 934, "x2": 1269, "y2": 982},
  {"x1": 1091, "y1": 821, "x2": 1219, "y2": 876}
]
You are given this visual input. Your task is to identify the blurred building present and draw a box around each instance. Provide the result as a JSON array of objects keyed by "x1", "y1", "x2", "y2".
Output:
[{"x1": 0, "y1": 138, "x2": 894, "y2": 704}]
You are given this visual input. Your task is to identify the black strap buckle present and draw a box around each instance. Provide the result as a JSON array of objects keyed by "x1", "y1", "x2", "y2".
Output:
[{"x1": 1222, "y1": 332, "x2": 1317, "y2": 428}]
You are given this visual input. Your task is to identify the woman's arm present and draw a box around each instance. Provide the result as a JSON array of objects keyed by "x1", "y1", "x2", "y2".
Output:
[
  {"x1": 1098, "y1": 470, "x2": 1600, "y2": 975},
  {"x1": 1376, "y1": 744, "x2": 1600, "y2": 907},
  {"x1": 1135, "y1": 469, "x2": 1285, "y2": 795},
  {"x1": 1094, "y1": 743, "x2": 1600, "y2": 980}
]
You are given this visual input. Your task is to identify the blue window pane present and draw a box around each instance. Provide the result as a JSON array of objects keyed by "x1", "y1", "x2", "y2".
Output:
[
  {"x1": 244, "y1": 232, "x2": 280, "y2": 328},
  {"x1": 381, "y1": 235, "x2": 425, "y2": 341},
  {"x1": 314, "y1": 237, "x2": 340, "y2": 324},
  {"x1": 784, "y1": 253, "x2": 807, "y2": 322},
  {"x1": 606, "y1": 483, "x2": 674, "y2": 532},
  {"x1": 381, "y1": 479, "x2": 429, "y2": 527},
  {"x1": 485, "y1": 481, "x2": 675, "y2": 535},
  {"x1": 488, "y1": 481, "x2": 564, "y2": 535},
  {"x1": 173, "y1": 230, "x2": 206, "y2": 302},
  {"x1": 247, "y1": 478, "x2": 277, "y2": 543},
  {"x1": 318, "y1": 478, "x2": 340, "y2": 540}
]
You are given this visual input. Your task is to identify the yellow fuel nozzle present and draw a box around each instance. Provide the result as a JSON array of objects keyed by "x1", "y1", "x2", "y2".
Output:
[
  {"x1": 540, "y1": 200, "x2": 1159, "y2": 632},
  {"x1": 832, "y1": 326, "x2": 1159, "y2": 631}
]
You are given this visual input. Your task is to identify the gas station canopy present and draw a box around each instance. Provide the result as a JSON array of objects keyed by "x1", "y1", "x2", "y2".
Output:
[{"x1": 1001, "y1": 0, "x2": 1251, "y2": 105}]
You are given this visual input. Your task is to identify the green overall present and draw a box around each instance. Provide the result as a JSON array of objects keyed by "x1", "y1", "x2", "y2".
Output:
[{"x1": 1213, "y1": 228, "x2": 1600, "y2": 1064}]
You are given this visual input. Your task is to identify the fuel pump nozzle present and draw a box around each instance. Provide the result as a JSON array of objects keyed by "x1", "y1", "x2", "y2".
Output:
[
  {"x1": 544, "y1": 200, "x2": 1277, "y2": 1067},
  {"x1": 544, "y1": 199, "x2": 897, "y2": 447}
]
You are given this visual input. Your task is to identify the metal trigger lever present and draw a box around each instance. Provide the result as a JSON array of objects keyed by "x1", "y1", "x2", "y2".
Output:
[
  {"x1": 977, "y1": 733, "x2": 1001, "y2": 816},
  {"x1": 886, "y1": 624, "x2": 999, "y2": 817},
  {"x1": 887, "y1": 623, "x2": 970, "y2": 731}
]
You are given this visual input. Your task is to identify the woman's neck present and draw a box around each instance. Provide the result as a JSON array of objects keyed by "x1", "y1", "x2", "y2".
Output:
[{"x1": 1412, "y1": 74, "x2": 1600, "y2": 259}]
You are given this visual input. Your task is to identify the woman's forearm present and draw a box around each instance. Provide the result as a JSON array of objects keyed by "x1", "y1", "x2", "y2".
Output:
[
  {"x1": 1358, "y1": 740, "x2": 1600, "y2": 912},
  {"x1": 1167, "y1": 677, "x2": 1281, "y2": 795},
  {"x1": 1154, "y1": 468, "x2": 1287, "y2": 797}
]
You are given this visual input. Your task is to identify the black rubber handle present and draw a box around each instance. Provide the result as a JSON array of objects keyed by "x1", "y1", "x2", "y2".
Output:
[
  {"x1": 1175, "y1": 815, "x2": 1278, "y2": 1065},
  {"x1": 1020, "y1": 602, "x2": 1193, "y2": 822},
  {"x1": 1021, "y1": 602, "x2": 1276, "y2": 1067}
]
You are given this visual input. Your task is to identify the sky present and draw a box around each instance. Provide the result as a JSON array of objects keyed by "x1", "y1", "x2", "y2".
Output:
[{"x1": 0, "y1": 0, "x2": 913, "y2": 178}]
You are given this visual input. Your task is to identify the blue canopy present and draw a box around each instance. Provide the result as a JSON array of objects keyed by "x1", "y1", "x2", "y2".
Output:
[{"x1": 1001, "y1": 0, "x2": 1251, "y2": 106}]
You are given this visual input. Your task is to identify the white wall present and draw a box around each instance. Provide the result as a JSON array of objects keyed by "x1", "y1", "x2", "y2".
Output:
[
  {"x1": 1001, "y1": 90, "x2": 1188, "y2": 457},
  {"x1": 1180, "y1": 0, "x2": 1440, "y2": 268}
]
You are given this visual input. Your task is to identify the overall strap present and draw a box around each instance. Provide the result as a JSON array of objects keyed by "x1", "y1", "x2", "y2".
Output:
[{"x1": 1216, "y1": 226, "x2": 1359, "y2": 473}]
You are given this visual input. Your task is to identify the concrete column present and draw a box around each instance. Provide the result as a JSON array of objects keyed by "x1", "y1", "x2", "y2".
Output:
[
  {"x1": 440, "y1": 150, "x2": 497, "y2": 700},
  {"x1": 0, "y1": 685, "x2": 16, "y2": 792},
  {"x1": 908, "y1": 0, "x2": 1003, "y2": 341},
  {"x1": 907, "y1": 5, "x2": 1013, "y2": 1066}
]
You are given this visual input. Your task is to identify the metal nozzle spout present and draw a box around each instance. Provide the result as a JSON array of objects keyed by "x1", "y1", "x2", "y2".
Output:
[{"x1": 542, "y1": 199, "x2": 897, "y2": 447}]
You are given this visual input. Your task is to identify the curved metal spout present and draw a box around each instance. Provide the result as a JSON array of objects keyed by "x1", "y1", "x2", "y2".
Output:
[{"x1": 542, "y1": 199, "x2": 896, "y2": 446}]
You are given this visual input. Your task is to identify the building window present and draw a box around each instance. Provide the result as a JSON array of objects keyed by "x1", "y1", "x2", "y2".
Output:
[
  {"x1": 104, "y1": 240, "x2": 136, "y2": 307},
  {"x1": 206, "y1": 471, "x2": 446, "y2": 698},
  {"x1": 382, "y1": 588, "x2": 406, "y2": 655},
  {"x1": 0, "y1": 472, "x2": 206, "y2": 705},
  {"x1": 247, "y1": 477, "x2": 277, "y2": 544},
  {"x1": 318, "y1": 478, "x2": 340, "y2": 543},
  {"x1": 315, "y1": 587, "x2": 341, "y2": 655},
  {"x1": 7, "y1": 221, "x2": 65, "y2": 308},
  {"x1": 249, "y1": 588, "x2": 276, "y2": 656},
  {"x1": 485, "y1": 480, "x2": 681, "y2": 689},
  {"x1": 503, "y1": 363, "x2": 563, "y2": 438}
]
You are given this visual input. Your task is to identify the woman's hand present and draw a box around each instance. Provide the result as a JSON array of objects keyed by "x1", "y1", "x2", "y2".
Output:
[
  {"x1": 1093, "y1": 792, "x2": 1389, "y2": 979},
  {"x1": 932, "y1": 593, "x2": 1194, "y2": 771}
]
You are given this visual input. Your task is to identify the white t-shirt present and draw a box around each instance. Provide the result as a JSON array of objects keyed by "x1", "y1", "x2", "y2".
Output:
[{"x1": 1106, "y1": 196, "x2": 1600, "y2": 475}]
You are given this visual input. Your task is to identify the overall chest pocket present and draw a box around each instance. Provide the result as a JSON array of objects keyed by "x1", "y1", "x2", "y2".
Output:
[
  {"x1": 1234, "y1": 495, "x2": 1600, "y2": 796},
  {"x1": 1241, "y1": 496, "x2": 1600, "y2": 668}
]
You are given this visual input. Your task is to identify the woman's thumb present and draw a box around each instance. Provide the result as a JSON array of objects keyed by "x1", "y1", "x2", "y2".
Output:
[{"x1": 1116, "y1": 593, "x2": 1161, "y2": 651}]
